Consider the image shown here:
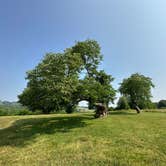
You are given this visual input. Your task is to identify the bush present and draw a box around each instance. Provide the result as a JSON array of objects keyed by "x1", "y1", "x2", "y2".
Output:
[
  {"x1": 0, "y1": 105, "x2": 33, "y2": 116},
  {"x1": 116, "y1": 97, "x2": 130, "y2": 110},
  {"x1": 0, "y1": 109, "x2": 8, "y2": 116},
  {"x1": 15, "y1": 109, "x2": 32, "y2": 115},
  {"x1": 66, "y1": 104, "x2": 77, "y2": 113},
  {"x1": 32, "y1": 110, "x2": 43, "y2": 115},
  {"x1": 138, "y1": 101, "x2": 157, "y2": 109}
]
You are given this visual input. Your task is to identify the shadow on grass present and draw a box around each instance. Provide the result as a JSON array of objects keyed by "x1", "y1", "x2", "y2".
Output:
[{"x1": 0, "y1": 114, "x2": 93, "y2": 147}]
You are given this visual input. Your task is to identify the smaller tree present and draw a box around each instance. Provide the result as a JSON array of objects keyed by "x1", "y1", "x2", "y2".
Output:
[
  {"x1": 119, "y1": 73, "x2": 154, "y2": 113},
  {"x1": 117, "y1": 96, "x2": 130, "y2": 110}
]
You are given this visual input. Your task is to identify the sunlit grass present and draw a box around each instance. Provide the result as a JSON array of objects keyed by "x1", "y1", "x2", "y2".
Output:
[{"x1": 0, "y1": 111, "x2": 166, "y2": 166}]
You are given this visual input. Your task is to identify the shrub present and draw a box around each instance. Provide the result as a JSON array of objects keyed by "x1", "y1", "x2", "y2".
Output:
[
  {"x1": 66, "y1": 104, "x2": 77, "y2": 113},
  {"x1": 32, "y1": 110, "x2": 43, "y2": 115},
  {"x1": 15, "y1": 109, "x2": 32, "y2": 115},
  {"x1": 0, "y1": 109, "x2": 8, "y2": 116},
  {"x1": 116, "y1": 97, "x2": 130, "y2": 110}
]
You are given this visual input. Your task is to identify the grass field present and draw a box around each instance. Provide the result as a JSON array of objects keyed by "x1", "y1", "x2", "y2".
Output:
[{"x1": 0, "y1": 111, "x2": 166, "y2": 166}]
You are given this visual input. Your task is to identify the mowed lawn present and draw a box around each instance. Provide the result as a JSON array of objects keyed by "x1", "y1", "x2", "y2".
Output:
[{"x1": 0, "y1": 111, "x2": 166, "y2": 166}]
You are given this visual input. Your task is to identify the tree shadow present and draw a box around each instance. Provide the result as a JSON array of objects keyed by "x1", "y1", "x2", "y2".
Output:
[{"x1": 0, "y1": 114, "x2": 93, "y2": 147}]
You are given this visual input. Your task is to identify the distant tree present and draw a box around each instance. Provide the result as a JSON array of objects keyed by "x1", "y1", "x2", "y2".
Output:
[
  {"x1": 117, "y1": 96, "x2": 130, "y2": 110},
  {"x1": 158, "y1": 100, "x2": 166, "y2": 109},
  {"x1": 19, "y1": 40, "x2": 116, "y2": 114},
  {"x1": 119, "y1": 73, "x2": 154, "y2": 113},
  {"x1": 152, "y1": 102, "x2": 158, "y2": 109},
  {"x1": 150, "y1": 102, "x2": 158, "y2": 109},
  {"x1": 138, "y1": 100, "x2": 157, "y2": 109}
]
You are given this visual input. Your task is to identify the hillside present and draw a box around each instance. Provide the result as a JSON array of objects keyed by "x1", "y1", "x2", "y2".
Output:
[{"x1": 0, "y1": 100, "x2": 23, "y2": 108}]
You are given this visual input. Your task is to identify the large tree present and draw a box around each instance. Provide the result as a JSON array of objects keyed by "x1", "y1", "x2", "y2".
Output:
[
  {"x1": 119, "y1": 73, "x2": 154, "y2": 113},
  {"x1": 19, "y1": 40, "x2": 116, "y2": 114}
]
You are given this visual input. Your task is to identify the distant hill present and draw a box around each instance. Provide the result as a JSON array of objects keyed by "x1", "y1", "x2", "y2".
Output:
[
  {"x1": 0, "y1": 100, "x2": 29, "y2": 116},
  {"x1": 0, "y1": 100, "x2": 23, "y2": 108}
]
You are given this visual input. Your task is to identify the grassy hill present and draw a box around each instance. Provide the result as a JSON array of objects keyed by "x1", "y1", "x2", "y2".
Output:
[{"x1": 0, "y1": 111, "x2": 166, "y2": 166}]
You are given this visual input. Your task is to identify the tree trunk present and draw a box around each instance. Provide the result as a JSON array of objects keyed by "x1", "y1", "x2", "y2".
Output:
[
  {"x1": 88, "y1": 99, "x2": 95, "y2": 109},
  {"x1": 135, "y1": 105, "x2": 141, "y2": 114},
  {"x1": 94, "y1": 104, "x2": 108, "y2": 118}
]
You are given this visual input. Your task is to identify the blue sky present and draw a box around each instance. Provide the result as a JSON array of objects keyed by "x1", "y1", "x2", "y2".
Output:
[{"x1": 0, "y1": 0, "x2": 166, "y2": 102}]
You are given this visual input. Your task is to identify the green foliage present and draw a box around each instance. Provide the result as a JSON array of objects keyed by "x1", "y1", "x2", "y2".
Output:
[
  {"x1": 119, "y1": 73, "x2": 154, "y2": 109},
  {"x1": 65, "y1": 104, "x2": 77, "y2": 114},
  {"x1": 117, "y1": 96, "x2": 130, "y2": 110},
  {"x1": 71, "y1": 39, "x2": 102, "y2": 76},
  {"x1": 19, "y1": 52, "x2": 81, "y2": 113},
  {"x1": 138, "y1": 100, "x2": 157, "y2": 109},
  {"x1": 19, "y1": 40, "x2": 116, "y2": 113},
  {"x1": 0, "y1": 105, "x2": 32, "y2": 116},
  {"x1": 75, "y1": 73, "x2": 115, "y2": 106},
  {"x1": 0, "y1": 109, "x2": 8, "y2": 116},
  {"x1": 0, "y1": 101, "x2": 45, "y2": 116},
  {"x1": 108, "y1": 107, "x2": 114, "y2": 111},
  {"x1": 15, "y1": 109, "x2": 32, "y2": 115},
  {"x1": 158, "y1": 100, "x2": 166, "y2": 109}
]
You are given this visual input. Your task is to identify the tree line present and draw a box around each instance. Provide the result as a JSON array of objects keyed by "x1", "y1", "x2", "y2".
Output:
[{"x1": 116, "y1": 98, "x2": 166, "y2": 110}]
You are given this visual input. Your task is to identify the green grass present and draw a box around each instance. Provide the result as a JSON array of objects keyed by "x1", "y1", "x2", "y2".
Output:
[{"x1": 0, "y1": 111, "x2": 166, "y2": 166}]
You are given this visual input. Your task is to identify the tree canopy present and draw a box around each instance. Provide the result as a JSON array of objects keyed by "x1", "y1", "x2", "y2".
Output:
[
  {"x1": 119, "y1": 73, "x2": 154, "y2": 112},
  {"x1": 18, "y1": 40, "x2": 116, "y2": 113},
  {"x1": 158, "y1": 100, "x2": 166, "y2": 109}
]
